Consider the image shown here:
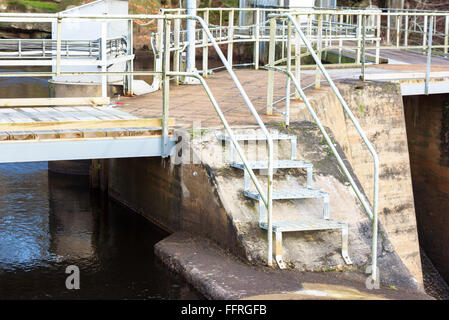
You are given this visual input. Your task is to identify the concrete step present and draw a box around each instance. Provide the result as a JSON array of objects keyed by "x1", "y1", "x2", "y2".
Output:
[
  {"x1": 232, "y1": 159, "x2": 312, "y2": 170},
  {"x1": 244, "y1": 187, "x2": 328, "y2": 201}
]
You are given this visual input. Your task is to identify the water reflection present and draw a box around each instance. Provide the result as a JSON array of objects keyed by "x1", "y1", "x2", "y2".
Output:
[{"x1": 0, "y1": 162, "x2": 200, "y2": 299}]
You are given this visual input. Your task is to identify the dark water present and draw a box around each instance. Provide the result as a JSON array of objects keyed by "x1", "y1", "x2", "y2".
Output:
[
  {"x1": 0, "y1": 66, "x2": 201, "y2": 299},
  {"x1": 0, "y1": 163, "x2": 200, "y2": 299}
]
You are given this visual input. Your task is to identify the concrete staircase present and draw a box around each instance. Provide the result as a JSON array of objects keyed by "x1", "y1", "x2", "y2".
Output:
[{"x1": 218, "y1": 133, "x2": 353, "y2": 269}]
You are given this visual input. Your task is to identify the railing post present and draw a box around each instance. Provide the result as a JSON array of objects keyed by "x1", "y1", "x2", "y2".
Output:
[
  {"x1": 202, "y1": 9, "x2": 209, "y2": 77},
  {"x1": 101, "y1": 20, "x2": 107, "y2": 98},
  {"x1": 423, "y1": 15, "x2": 428, "y2": 55},
  {"x1": 227, "y1": 9, "x2": 234, "y2": 68},
  {"x1": 285, "y1": 19, "x2": 291, "y2": 126},
  {"x1": 396, "y1": 15, "x2": 400, "y2": 47},
  {"x1": 154, "y1": 18, "x2": 163, "y2": 89},
  {"x1": 361, "y1": 15, "x2": 366, "y2": 81},
  {"x1": 445, "y1": 15, "x2": 449, "y2": 55},
  {"x1": 266, "y1": 17, "x2": 276, "y2": 115},
  {"x1": 56, "y1": 17, "x2": 62, "y2": 76},
  {"x1": 376, "y1": 13, "x2": 381, "y2": 64},
  {"x1": 387, "y1": 9, "x2": 391, "y2": 45},
  {"x1": 338, "y1": 13, "x2": 343, "y2": 64},
  {"x1": 254, "y1": 8, "x2": 260, "y2": 70},
  {"x1": 126, "y1": 18, "x2": 134, "y2": 94},
  {"x1": 174, "y1": 14, "x2": 181, "y2": 85},
  {"x1": 404, "y1": 11, "x2": 409, "y2": 48},
  {"x1": 356, "y1": 14, "x2": 361, "y2": 65},
  {"x1": 425, "y1": 15, "x2": 433, "y2": 95},
  {"x1": 315, "y1": 14, "x2": 322, "y2": 89},
  {"x1": 162, "y1": 19, "x2": 171, "y2": 158},
  {"x1": 294, "y1": 14, "x2": 301, "y2": 99}
]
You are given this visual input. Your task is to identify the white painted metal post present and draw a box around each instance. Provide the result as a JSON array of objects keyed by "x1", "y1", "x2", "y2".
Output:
[
  {"x1": 315, "y1": 14, "x2": 322, "y2": 89},
  {"x1": 425, "y1": 16, "x2": 433, "y2": 95},
  {"x1": 162, "y1": 19, "x2": 171, "y2": 157},
  {"x1": 285, "y1": 20, "x2": 291, "y2": 126},
  {"x1": 254, "y1": 9, "x2": 260, "y2": 70},
  {"x1": 174, "y1": 15, "x2": 181, "y2": 85},
  {"x1": 202, "y1": 9, "x2": 209, "y2": 77},
  {"x1": 101, "y1": 20, "x2": 107, "y2": 98},
  {"x1": 423, "y1": 15, "x2": 428, "y2": 55},
  {"x1": 56, "y1": 17, "x2": 62, "y2": 76},
  {"x1": 127, "y1": 18, "x2": 134, "y2": 94},
  {"x1": 186, "y1": 0, "x2": 197, "y2": 75},
  {"x1": 266, "y1": 18, "x2": 276, "y2": 115},
  {"x1": 444, "y1": 15, "x2": 449, "y2": 55},
  {"x1": 387, "y1": 10, "x2": 391, "y2": 45},
  {"x1": 228, "y1": 10, "x2": 234, "y2": 68},
  {"x1": 376, "y1": 14, "x2": 381, "y2": 64},
  {"x1": 404, "y1": 12, "x2": 408, "y2": 47},
  {"x1": 356, "y1": 14, "x2": 361, "y2": 65},
  {"x1": 294, "y1": 14, "x2": 301, "y2": 99}
]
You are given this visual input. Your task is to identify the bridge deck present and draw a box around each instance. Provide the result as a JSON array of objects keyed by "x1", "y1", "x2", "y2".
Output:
[
  {"x1": 0, "y1": 106, "x2": 175, "y2": 163},
  {"x1": 117, "y1": 62, "x2": 449, "y2": 128}
]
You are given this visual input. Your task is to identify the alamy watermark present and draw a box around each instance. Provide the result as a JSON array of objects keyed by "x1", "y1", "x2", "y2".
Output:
[{"x1": 65, "y1": 265, "x2": 80, "y2": 290}]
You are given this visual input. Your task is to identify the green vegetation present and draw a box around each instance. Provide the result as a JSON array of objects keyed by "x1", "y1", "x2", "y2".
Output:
[{"x1": 7, "y1": 0, "x2": 59, "y2": 12}]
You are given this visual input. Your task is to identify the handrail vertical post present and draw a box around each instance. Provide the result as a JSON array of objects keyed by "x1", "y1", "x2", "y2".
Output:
[
  {"x1": 56, "y1": 16, "x2": 62, "y2": 76},
  {"x1": 444, "y1": 15, "x2": 449, "y2": 55},
  {"x1": 174, "y1": 14, "x2": 181, "y2": 85},
  {"x1": 101, "y1": 20, "x2": 107, "y2": 98},
  {"x1": 361, "y1": 15, "x2": 366, "y2": 81},
  {"x1": 376, "y1": 13, "x2": 381, "y2": 64},
  {"x1": 404, "y1": 11, "x2": 409, "y2": 47},
  {"x1": 356, "y1": 14, "x2": 361, "y2": 65},
  {"x1": 387, "y1": 9, "x2": 391, "y2": 44},
  {"x1": 425, "y1": 15, "x2": 433, "y2": 95},
  {"x1": 396, "y1": 14, "x2": 400, "y2": 47},
  {"x1": 266, "y1": 17, "x2": 276, "y2": 115},
  {"x1": 315, "y1": 14, "x2": 322, "y2": 89},
  {"x1": 294, "y1": 14, "x2": 301, "y2": 99},
  {"x1": 161, "y1": 18, "x2": 171, "y2": 158},
  {"x1": 202, "y1": 9, "x2": 209, "y2": 77},
  {"x1": 285, "y1": 19, "x2": 291, "y2": 126},
  {"x1": 254, "y1": 8, "x2": 260, "y2": 70},
  {"x1": 228, "y1": 9, "x2": 234, "y2": 68},
  {"x1": 126, "y1": 18, "x2": 134, "y2": 94},
  {"x1": 423, "y1": 15, "x2": 428, "y2": 55}
]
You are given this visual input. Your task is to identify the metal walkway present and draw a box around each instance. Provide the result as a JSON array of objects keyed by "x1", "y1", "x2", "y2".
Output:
[{"x1": 0, "y1": 105, "x2": 176, "y2": 163}]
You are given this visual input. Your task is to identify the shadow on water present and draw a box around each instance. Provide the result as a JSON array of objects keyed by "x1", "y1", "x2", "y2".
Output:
[{"x1": 0, "y1": 162, "x2": 202, "y2": 299}]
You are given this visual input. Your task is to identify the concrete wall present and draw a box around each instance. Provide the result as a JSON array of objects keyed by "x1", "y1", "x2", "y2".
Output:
[
  {"x1": 105, "y1": 124, "x2": 420, "y2": 289},
  {"x1": 403, "y1": 93, "x2": 449, "y2": 285},
  {"x1": 293, "y1": 80, "x2": 423, "y2": 286},
  {"x1": 106, "y1": 157, "x2": 246, "y2": 257}
]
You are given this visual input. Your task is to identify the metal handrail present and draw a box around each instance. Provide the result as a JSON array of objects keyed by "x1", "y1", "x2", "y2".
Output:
[
  {"x1": 174, "y1": 15, "x2": 275, "y2": 267},
  {"x1": 267, "y1": 13, "x2": 380, "y2": 283}
]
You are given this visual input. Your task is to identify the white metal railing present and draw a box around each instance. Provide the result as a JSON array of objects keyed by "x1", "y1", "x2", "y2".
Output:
[
  {"x1": 152, "y1": 7, "x2": 449, "y2": 96},
  {"x1": 266, "y1": 12, "x2": 380, "y2": 284},
  {"x1": 0, "y1": 12, "x2": 276, "y2": 266}
]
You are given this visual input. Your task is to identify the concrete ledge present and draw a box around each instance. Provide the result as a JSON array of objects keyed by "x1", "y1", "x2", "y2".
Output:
[{"x1": 155, "y1": 232, "x2": 432, "y2": 300}]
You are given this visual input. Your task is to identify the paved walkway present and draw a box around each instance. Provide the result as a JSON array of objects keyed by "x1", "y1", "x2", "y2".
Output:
[{"x1": 116, "y1": 61, "x2": 449, "y2": 128}]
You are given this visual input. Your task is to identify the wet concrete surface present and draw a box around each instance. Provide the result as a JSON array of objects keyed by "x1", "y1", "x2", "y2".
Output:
[{"x1": 155, "y1": 232, "x2": 432, "y2": 300}]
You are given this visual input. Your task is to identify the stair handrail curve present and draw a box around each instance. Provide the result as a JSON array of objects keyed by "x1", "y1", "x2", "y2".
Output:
[
  {"x1": 267, "y1": 13, "x2": 380, "y2": 283},
  {"x1": 165, "y1": 14, "x2": 275, "y2": 267}
]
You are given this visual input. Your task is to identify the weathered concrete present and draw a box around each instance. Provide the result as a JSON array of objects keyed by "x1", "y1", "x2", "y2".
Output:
[
  {"x1": 292, "y1": 80, "x2": 423, "y2": 287},
  {"x1": 155, "y1": 232, "x2": 431, "y2": 300},
  {"x1": 107, "y1": 121, "x2": 420, "y2": 290},
  {"x1": 403, "y1": 93, "x2": 449, "y2": 285}
]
